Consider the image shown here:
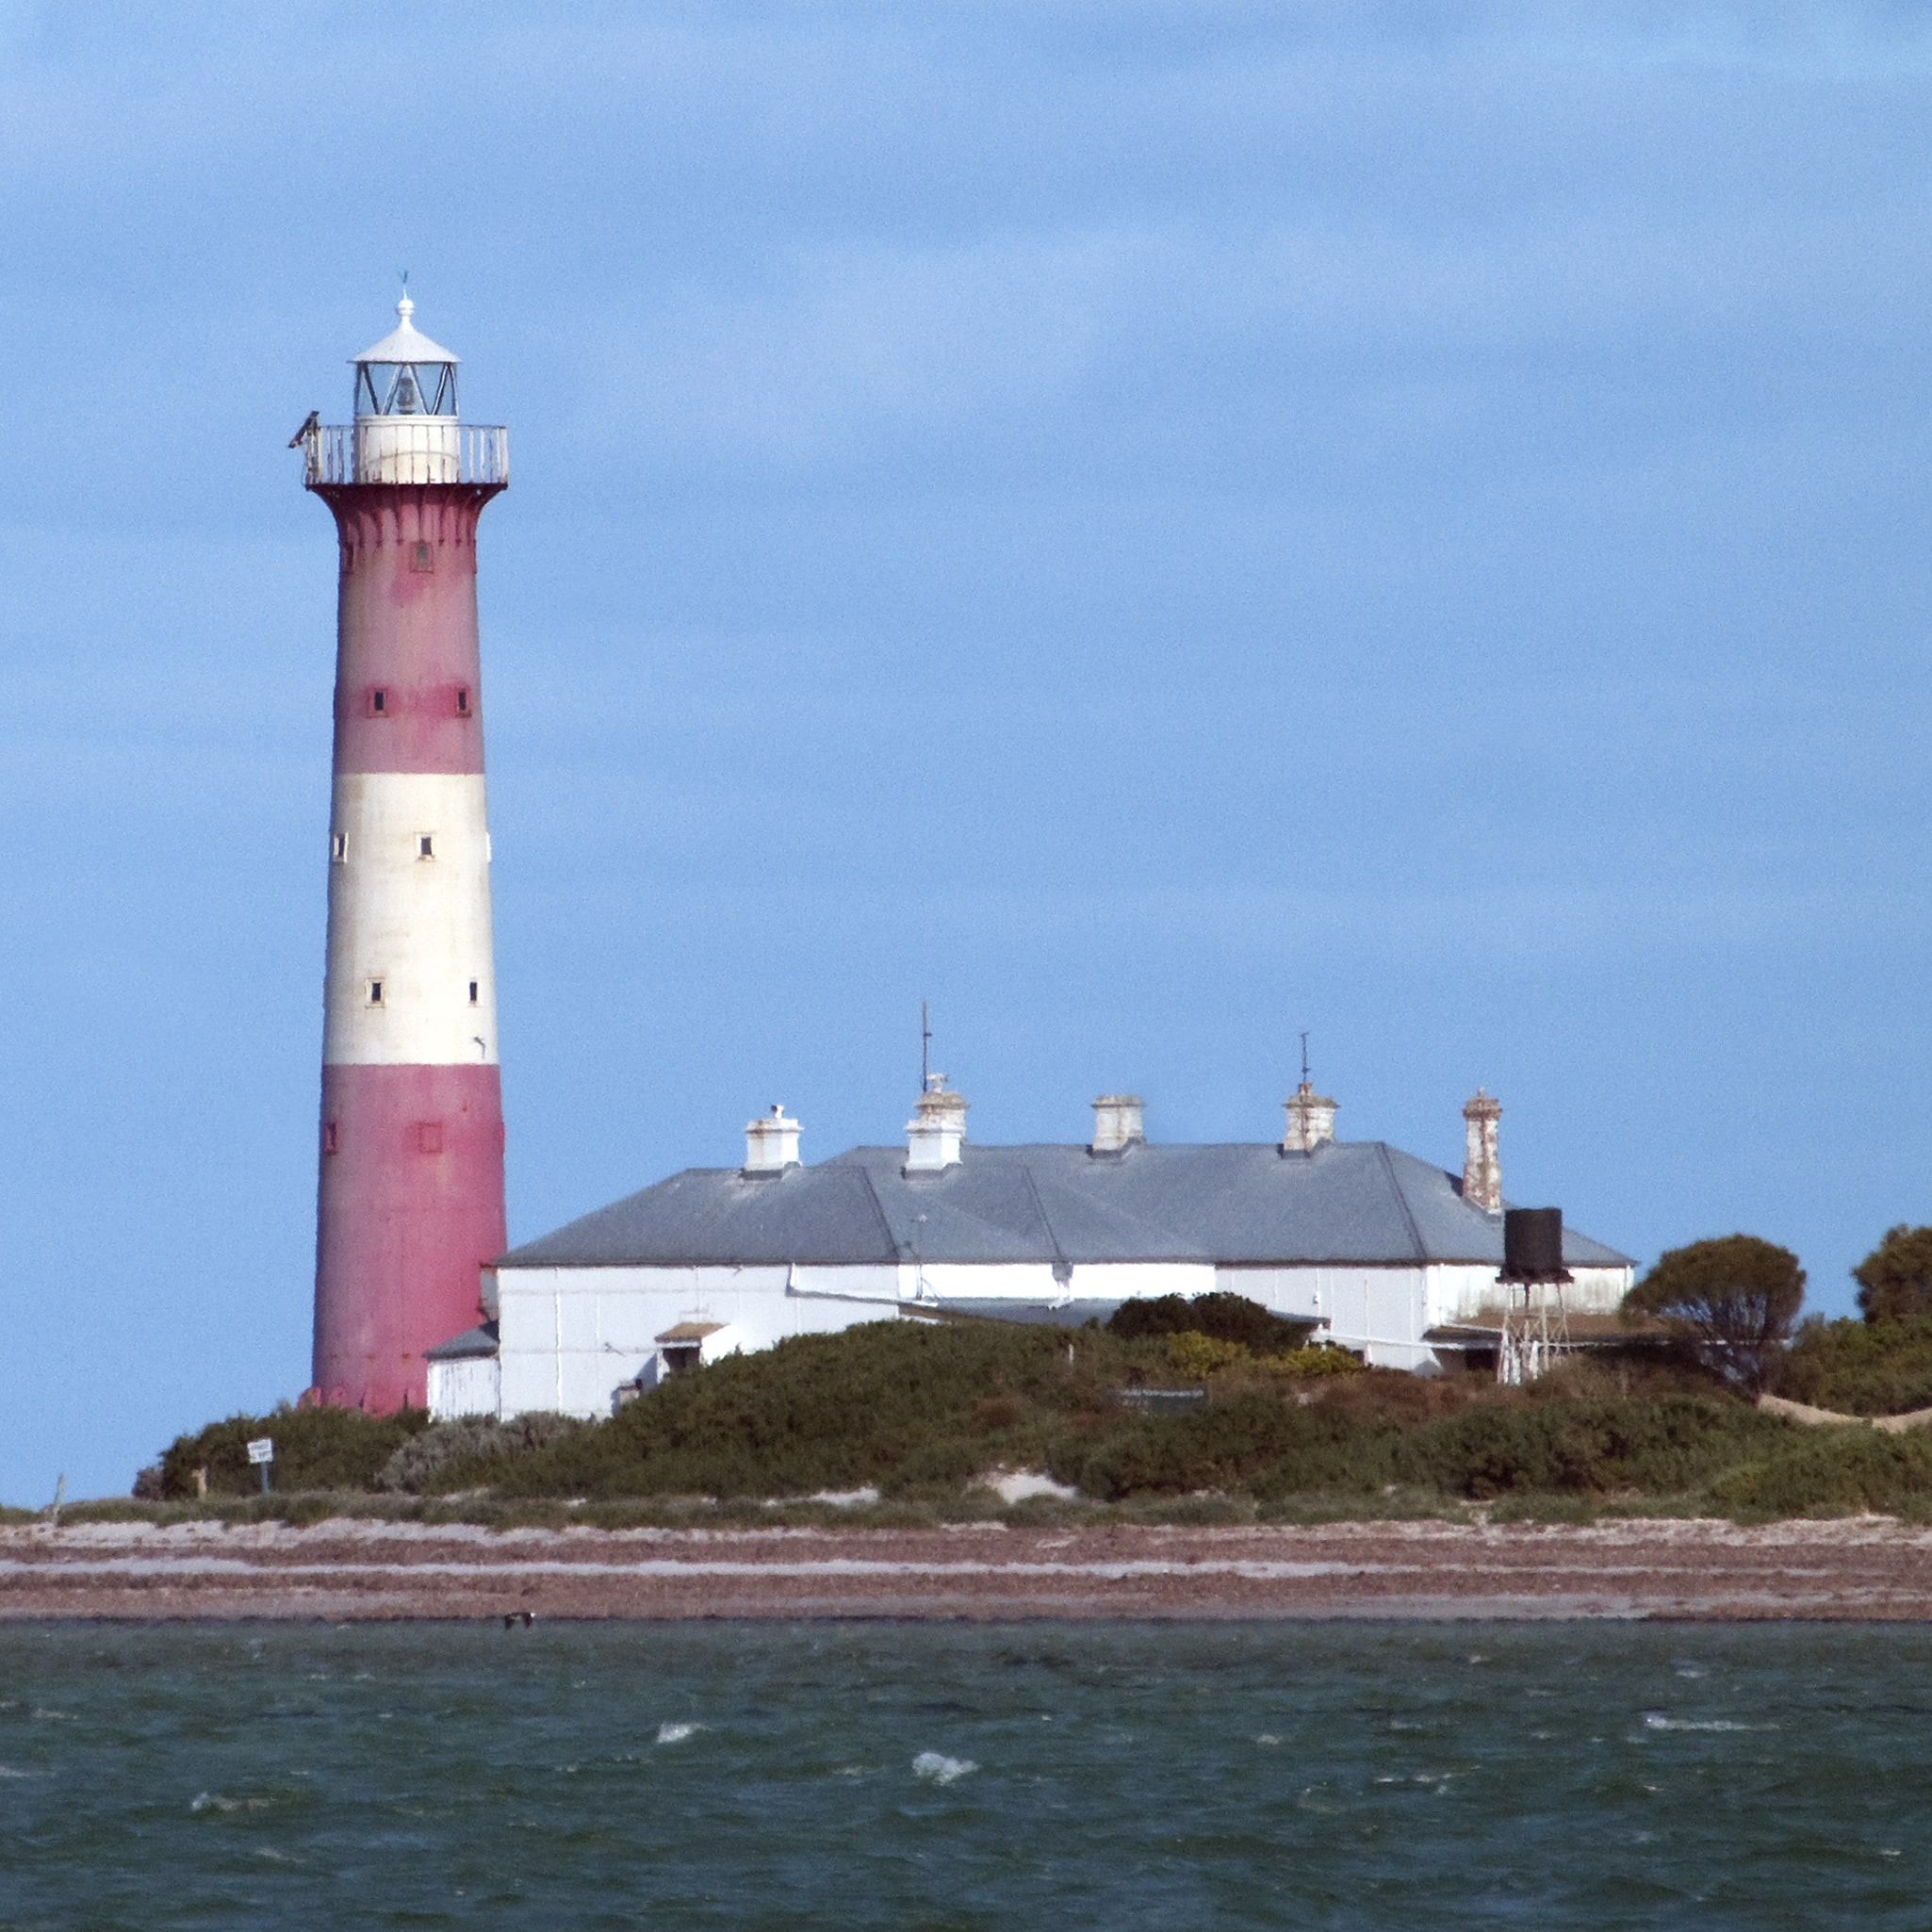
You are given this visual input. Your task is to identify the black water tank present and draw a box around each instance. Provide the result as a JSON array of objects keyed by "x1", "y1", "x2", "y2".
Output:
[{"x1": 1502, "y1": 1206, "x2": 1567, "y2": 1281}]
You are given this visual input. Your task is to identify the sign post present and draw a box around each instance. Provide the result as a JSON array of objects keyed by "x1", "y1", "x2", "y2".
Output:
[{"x1": 246, "y1": 1437, "x2": 274, "y2": 1496}]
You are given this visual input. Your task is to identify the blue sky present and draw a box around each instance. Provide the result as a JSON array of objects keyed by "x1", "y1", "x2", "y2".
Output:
[{"x1": 2, "y1": 1, "x2": 1929, "y2": 1498}]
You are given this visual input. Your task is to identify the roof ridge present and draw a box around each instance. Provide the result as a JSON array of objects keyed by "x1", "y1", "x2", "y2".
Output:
[
  {"x1": 1375, "y1": 1142, "x2": 1429, "y2": 1262},
  {"x1": 852, "y1": 1162, "x2": 902, "y2": 1262},
  {"x1": 1020, "y1": 1164, "x2": 1068, "y2": 1269}
]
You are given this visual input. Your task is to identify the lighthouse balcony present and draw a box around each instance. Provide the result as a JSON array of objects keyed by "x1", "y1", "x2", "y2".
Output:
[{"x1": 302, "y1": 421, "x2": 508, "y2": 489}]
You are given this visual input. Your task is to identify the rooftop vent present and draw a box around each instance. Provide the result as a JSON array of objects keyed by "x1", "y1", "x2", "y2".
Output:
[
  {"x1": 1281, "y1": 1082, "x2": 1336, "y2": 1154},
  {"x1": 1462, "y1": 1089, "x2": 1502, "y2": 1214},
  {"x1": 743, "y1": 1104, "x2": 800, "y2": 1176},
  {"x1": 906, "y1": 1076, "x2": 968, "y2": 1172},
  {"x1": 1089, "y1": 1094, "x2": 1144, "y2": 1154}
]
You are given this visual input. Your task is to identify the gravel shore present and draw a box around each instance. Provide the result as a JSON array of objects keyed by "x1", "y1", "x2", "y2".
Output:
[{"x1": 5, "y1": 1516, "x2": 1932, "y2": 1620}]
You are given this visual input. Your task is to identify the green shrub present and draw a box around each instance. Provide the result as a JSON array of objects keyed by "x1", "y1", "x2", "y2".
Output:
[
  {"x1": 1164, "y1": 1332, "x2": 1251, "y2": 1381},
  {"x1": 1776, "y1": 1315, "x2": 1932, "y2": 1416},
  {"x1": 155, "y1": 1403, "x2": 431, "y2": 1499},
  {"x1": 1049, "y1": 1392, "x2": 1396, "y2": 1500},
  {"x1": 1854, "y1": 1226, "x2": 1932, "y2": 1324},
  {"x1": 1106, "y1": 1292, "x2": 1312, "y2": 1353},
  {"x1": 489, "y1": 1318, "x2": 1104, "y2": 1500},
  {"x1": 374, "y1": 1412, "x2": 587, "y2": 1495},
  {"x1": 1708, "y1": 1427, "x2": 1932, "y2": 1517},
  {"x1": 1397, "y1": 1396, "x2": 1779, "y2": 1499},
  {"x1": 1261, "y1": 1345, "x2": 1365, "y2": 1379}
]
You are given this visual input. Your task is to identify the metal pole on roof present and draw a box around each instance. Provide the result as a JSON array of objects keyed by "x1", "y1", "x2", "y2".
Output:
[{"x1": 921, "y1": 1000, "x2": 932, "y2": 1092}]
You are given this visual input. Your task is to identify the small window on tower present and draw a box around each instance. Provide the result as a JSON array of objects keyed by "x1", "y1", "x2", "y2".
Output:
[
  {"x1": 455, "y1": 687, "x2": 470, "y2": 716},
  {"x1": 467, "y1": 979, "x2": 480, "y2": 1005},
  {"x1": 369, "y1": 689, "x2": 387, "y2": 716},
  {"x1": 412, "y1": 541, "x2": 433, "y2": 572},
  {"x1": 367, "y1": 978, "x2": 385, "y2": 1007},
  {"x1": 416, "y1": 1121, "x2": 444, "y2": 1154},
  {"x1": 322, "y1": 1122, "x2": 339, "y2": 1155},
  {"x1": 330, "y1": 831, "x2": 348, "y2": 863},
  {"x1": 418, "y1": 834, "x2": 434, "y2": 860}
]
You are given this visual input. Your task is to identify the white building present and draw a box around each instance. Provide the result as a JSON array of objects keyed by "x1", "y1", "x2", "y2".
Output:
[{"x1": 427, "y1": 1085, "x2": 1634, "y2": 1421}]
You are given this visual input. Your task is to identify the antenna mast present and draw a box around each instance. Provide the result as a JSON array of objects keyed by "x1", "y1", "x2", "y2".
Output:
[
  {"x1": 1300, "y1": 1030, "x2": 1310, "y2": 1087},
  {"x1": 921, "y1": 1000, "x2": 932, "y2": 1092}
]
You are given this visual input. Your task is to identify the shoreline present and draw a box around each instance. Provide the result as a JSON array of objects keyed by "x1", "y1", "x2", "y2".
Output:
[{"x1": 6, "y1": 1516, "x2": 1932, "y2": 1621}]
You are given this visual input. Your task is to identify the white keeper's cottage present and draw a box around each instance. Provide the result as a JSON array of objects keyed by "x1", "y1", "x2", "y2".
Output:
[{"x1": 426, "y1": 1083, "x2": 1633, "y2": 1422}]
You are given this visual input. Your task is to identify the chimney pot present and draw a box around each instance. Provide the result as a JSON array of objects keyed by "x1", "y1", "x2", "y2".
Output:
[
  {"x1": 1089, "y1": 1094, "x2": 1145, "y2": 1154},
  {"x1": 1461, "y1": 1088, "x2": 1502, "y2": 1214},
  {"x1": 1282, "y1": 1082, "x2": 1337, "y2": 1154},
  {"x1": 743, "y1": 1103, "x2": 800, "y2": 1176},
  {"x1": 906, "y1": 1077, "x2": 968, "y2": 1172}
]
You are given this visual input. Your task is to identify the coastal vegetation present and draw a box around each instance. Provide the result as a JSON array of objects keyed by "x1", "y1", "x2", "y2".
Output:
[
  {"x1": 123, "y1": 1245, "x2": 1932, "y2": 1523},
  {"x1": 1620, "y1": 1234, "x2": 1805, "y2": 1391}
]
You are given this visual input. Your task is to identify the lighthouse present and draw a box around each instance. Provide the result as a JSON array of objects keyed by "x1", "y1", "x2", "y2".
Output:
[{"x1": 297, "y1": 297, "x2": 510, "y2": 1412}]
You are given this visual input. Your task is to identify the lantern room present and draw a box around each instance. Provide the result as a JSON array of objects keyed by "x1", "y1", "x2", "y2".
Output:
[
  {"x1": 353, "y1": 294, "x2": 458, "y2": 417},
  {"x1": 351, "y1": 294, "x2": 461, "y2": 483}
]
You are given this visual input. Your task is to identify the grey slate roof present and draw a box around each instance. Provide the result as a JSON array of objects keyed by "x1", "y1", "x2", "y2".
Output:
[
  {"x1": 497, "y1": 1141, "x2": 1632, "y2": 1272},
  {"x1": 425, "y1": 1319, "x2": 499, "y2": 1360}
]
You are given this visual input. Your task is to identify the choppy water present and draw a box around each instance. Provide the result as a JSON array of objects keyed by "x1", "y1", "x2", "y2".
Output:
[{"x1": 3, "y1": 1620, "x2": 1930, "y2": 1928}]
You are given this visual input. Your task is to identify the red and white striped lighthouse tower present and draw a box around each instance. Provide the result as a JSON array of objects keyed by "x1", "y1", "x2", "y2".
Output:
[{"x1": 298, "y1": 297, "x2": 510, "y2": 1412}]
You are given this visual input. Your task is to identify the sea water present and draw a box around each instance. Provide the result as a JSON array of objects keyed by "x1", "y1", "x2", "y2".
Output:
[{"x1": 1, "y1": 1620, "x2": 1928, "y2": 1928}]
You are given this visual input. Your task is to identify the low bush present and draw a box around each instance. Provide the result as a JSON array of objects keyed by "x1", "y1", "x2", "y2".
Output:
[
  {"x1": 1163, "y1": 1332, "x2": 1251, "y2": 1382},
  {"x1": 1261, "y1": 1346, "x2": 1365, "y2": 1379},
  {"x1": 134, "y1": 1313, "x2": 1932, "y2": 1522},
  {"x1": 373, "y1": 1412, "x2": 587, "y2": 1495},
  {"x1": 1774, "y1": 1316, "x2": 1932, "y2": 1416},
  {"x1": 154, "y1": 1404, "x2": 432, "y2": 1499},
  {"x1": 1396, "y1": 1395, "x2": 1785, "y2": 1499},
  {"x1": 1708, "y1": 1426, "x2": 1932, "y2": 1517},
  {"x1": 488, "y1": 1318, "x2": 1117, "y2": 1501},
  {"x1": 1106, "y1": 1292, "x2": 1313, "y2": 1354}
]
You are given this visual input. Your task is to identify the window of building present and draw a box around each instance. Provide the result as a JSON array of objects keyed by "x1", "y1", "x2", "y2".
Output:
[
  {"x1": 418, "y1": 834, "x2": 434, "y2": 860},
  {"x1": 367, "y1": 978, "x2": 385, "y2": 1007},
  {"x1": 416, "y1": 1121, "x2": 444, "y2": 1154},
  {"x1": 330, "y1": 831, "x2": 348, "y2": 863},
  {"x1": 412, "y1": 541, "x2": 434, "y2": 572},
  {"x1": 322, "y1": 1122, "x2": 339, "y2": 1155},
  {"x1": 455, "y1": 687, "x2": 470, "y2": 716},
  {"x1": 370, "y1": 689, "x2": 387, "y2": 716},
  {"x1": 467, "y1": 979, "x2": 480, "y2": 1005}
]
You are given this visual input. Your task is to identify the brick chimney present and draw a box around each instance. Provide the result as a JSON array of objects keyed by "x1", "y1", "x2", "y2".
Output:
[
  {"x1": 1462, "y1": 1089, "x2": 1502, "y2": 1214},
  {"x1": 1089, "y1": 1094, "x2": 1144, "y2": 1154},
  {"x1": 1282, "y1": 1083, "x2": 1336, "y2": 1154},
  {"x1": 743, "y1": 1104, "x2": 800, "y2": 1175},
  {"x1": 906, "y1": 1076, "x2": 968, "y2": 1172}
]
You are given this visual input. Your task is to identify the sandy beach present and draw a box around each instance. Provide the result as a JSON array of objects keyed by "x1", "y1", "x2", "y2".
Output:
[{"x1": 4, "y1": 1515, "x2": 1932, "y2": 1621}]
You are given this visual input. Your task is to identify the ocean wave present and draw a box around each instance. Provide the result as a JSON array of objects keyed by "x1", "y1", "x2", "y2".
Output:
[
  {"x1": 655, "y1": 1722, "x2": 703, "y2": 1745},
  {"x1": 1641, "y1": 1714, "x2": 1775, "y2": 1732},
  {"x1": 912, "y1": 1751, "x2": 977, "y2": 1785}
]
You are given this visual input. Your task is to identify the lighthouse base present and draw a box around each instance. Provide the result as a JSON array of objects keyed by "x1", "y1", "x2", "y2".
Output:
[{"x1": 313, "y1": 1061, "x2": 507, "y2": 1413}]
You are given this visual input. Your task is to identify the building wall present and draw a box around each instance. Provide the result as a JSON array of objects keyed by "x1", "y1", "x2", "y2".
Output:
[
  {"x1": 1429, "y1": 1262, "x2": 1633, "y2": 1324},
  {"x1": 486, "y1": 1254, "x2": 1575, "y2": 1417},
  {"x1": 495, "y1": 1263, "x2": 904, "y2": 1418},
  {"x1": 427, "y1": 1354, "x2": 499, "y2": 1420}
]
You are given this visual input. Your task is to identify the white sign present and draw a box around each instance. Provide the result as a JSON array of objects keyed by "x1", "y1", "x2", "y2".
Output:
[{"x1": 245, "y1": 1438, "x2": 274, "y2": 1465}]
